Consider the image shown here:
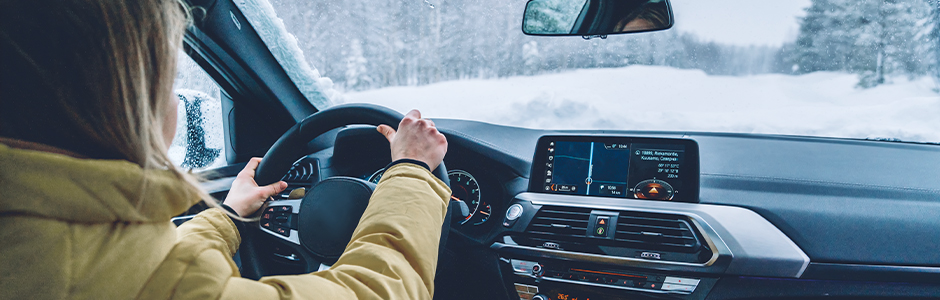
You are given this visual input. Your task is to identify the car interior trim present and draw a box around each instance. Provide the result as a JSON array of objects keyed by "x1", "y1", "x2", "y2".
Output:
[{"x1": 505, "y1": 192, "x2": 810, "y2": 278}]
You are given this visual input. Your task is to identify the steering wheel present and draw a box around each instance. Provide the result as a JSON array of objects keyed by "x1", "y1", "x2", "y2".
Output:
[{"x1": 241, "y1": 103, "x2": 453, "y2": 277}]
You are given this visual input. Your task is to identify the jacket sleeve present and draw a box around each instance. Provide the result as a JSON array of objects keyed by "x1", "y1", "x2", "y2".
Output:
[{"x1": 219, "y1": 163, "x2": 451, "y2": 300}]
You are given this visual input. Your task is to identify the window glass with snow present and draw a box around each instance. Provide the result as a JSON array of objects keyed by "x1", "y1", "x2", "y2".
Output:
[
  {"x1": 170, "y1": 51, "x2": 226, "y2": 171},
  {"x1": 255, "y1": 0, "x2": 940, "y2": 143}
]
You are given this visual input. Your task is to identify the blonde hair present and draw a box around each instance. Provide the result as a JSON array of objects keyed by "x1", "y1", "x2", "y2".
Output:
[{"x1": 1, "y1": 0, "x2": 231, "y2": 217}]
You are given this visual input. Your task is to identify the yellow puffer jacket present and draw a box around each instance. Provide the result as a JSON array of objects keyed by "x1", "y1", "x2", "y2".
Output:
[{"x1": 0, "y1": 142, "x2": 451, "y2": 299}]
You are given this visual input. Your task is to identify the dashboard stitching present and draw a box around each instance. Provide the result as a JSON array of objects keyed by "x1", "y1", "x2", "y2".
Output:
[{"x1": 702, "y1": 173, "x2": 940, "y2": 194}]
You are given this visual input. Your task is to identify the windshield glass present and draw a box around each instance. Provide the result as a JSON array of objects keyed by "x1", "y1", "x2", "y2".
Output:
[{"x1": 254, "y1": 0, "x2": 940, "y2": 143}]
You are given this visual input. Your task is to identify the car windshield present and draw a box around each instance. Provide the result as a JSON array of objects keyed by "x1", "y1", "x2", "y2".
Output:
[{"x1": 245, "y1": 0, "x2": 940, "y2": 143}]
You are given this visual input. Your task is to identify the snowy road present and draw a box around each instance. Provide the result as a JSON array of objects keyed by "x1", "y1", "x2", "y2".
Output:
[{"x1": 344, "y1": 65, "x2": 940, "y2": 143}]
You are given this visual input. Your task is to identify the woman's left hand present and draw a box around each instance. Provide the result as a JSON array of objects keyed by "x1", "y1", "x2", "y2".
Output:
[{"x1": 224, "y1": 157, "x2": 288, "y2": 216}]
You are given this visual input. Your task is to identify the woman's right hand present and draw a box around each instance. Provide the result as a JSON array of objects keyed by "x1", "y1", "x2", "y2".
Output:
[
  {"x1": 376, "y1": 109, "x2": 448, "y2": 171},
  {"x1": 224, "y1": 157, "x2": 288, "y2": 216}
]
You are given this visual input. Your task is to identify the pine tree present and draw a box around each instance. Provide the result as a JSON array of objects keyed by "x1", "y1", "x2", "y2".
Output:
[
  {"x1": 522, "y1": 41, "x2": 542, "y2": 75},
  {"x1": 344, "y1": 38, "x2": 371, "y2": 91}
]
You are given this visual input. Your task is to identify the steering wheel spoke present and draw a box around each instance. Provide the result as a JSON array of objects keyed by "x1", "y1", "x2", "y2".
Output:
[{"x1": 258, "y1": 200, "x2": 303, "y2": 245}]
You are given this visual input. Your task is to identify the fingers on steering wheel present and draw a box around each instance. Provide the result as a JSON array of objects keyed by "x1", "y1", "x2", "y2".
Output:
[
  {"x1": 242, "y1": 157, "x2": 263, "y2": 178},
  {"x1": 405, "y1": 109, "x2": 422, "y2": 120},
  {"x1": 377, "y1": 125, "x2": 396, "y2": 142}
]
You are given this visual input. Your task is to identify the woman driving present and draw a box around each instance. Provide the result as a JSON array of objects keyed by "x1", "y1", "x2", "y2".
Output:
[{"x1": 0, "y1": 1, "x2": 450, "y2": 299}]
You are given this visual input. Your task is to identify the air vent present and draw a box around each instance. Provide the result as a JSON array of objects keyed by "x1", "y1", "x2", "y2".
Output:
[
  {"x1": 520, "y1": 206, "x2": 709, "y2": 262},
  {"x1": 281, "y1": 159, "x2": 317, "y2": 183},
  {"x1": 615, "y1": 211, "x2": 701, "y2": 253},
  {"x1": 527, "y1": 206, "x2": 592, "y2": 238}
]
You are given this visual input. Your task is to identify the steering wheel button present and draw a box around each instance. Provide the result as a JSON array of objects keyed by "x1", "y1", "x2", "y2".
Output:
[
  {"x1": 275, "y1": 227, "x2": 290, "y2": 237},
  {"x1": 276, "y1": 206, "x2": 291, "y2": 212},
  {"x1": 261, "y1": 222, "x2": 272, "y2": 229}
]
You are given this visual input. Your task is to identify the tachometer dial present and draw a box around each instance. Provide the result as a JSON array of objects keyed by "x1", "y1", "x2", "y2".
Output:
[
  {"x1": 473, "y1": 202, "x2": 491, "y2": 225},
  {"x1": 448, "y1": 170, "x2": 482, "y2": 225}
]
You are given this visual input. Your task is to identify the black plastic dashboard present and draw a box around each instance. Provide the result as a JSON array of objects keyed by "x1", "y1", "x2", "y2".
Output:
[
  {"x1": 435, "y1": 119, "x2": 940, "y2": 300},
  {"x1": 242, "y1": 119, "x2": 940, "y2": 300}
]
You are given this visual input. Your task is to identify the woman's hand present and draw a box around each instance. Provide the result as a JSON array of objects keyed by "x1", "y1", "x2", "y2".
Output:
[
  {"x1": 377, "y1": 109, "x2": 448, "y2": 171},
  {"x1": 224, "y1": 157, "x2": 288, "y2": 216}
]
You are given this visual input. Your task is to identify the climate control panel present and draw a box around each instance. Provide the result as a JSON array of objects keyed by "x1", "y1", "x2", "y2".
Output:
[{"x1": 508, "y1": 258, "x2": 703, "y2": 299}]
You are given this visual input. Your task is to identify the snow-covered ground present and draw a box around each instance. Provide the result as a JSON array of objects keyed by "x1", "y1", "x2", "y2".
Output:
[{"x1": 343, "y1": 65, "x2": 940, "y2": 143}]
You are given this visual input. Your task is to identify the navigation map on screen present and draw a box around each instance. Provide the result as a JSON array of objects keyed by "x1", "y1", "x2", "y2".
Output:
[
  {"x1": 539, "y1": 137, "x2": 693, "y2": 201},
  {"x1": 547, "y1": 141, "x2": 631, "y2": 196}
]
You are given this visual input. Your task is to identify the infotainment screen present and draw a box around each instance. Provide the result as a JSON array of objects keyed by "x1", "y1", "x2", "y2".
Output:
[{"x1": 529, "y1": 136, "x2": 700, "y2": 203}]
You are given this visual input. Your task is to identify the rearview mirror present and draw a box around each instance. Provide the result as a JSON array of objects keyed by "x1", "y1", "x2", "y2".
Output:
[{"x1": 522, "y1": 0, "x2": 673, "y2": 37}]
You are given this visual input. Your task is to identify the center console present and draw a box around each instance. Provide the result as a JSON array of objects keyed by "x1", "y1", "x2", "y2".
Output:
[{"x1": 492, "y1": 135, "x2": 809, "y2": 300}]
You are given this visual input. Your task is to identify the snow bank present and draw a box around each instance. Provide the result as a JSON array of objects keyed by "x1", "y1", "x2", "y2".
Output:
[{"x1": 344, "y1": 65, "x2": 940, "y2": 143}]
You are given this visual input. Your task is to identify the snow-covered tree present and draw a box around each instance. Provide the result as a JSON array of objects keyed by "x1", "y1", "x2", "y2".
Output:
[
  {"x1": 791, "y1": 0, "x2": 935, "y2": 87},
  {"x1": 522, "y1": 41, "x2": 542, "y2": 75},
  {"x1": 344, "y1": 38, "x2": 371, "y2": 91}
]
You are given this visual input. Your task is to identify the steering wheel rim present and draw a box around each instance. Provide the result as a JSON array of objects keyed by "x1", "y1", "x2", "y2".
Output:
[
  {"x1": 242, "y1": 103, "x2": 451, "y2": 278},
  {"x1": 254, "y1": 103, "x2": 449, "y2": 187}
]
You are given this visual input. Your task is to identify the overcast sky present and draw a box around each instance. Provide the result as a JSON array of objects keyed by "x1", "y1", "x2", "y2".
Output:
[{"x1": 670, "y1": 0, "x2": 812, "y2": 47}]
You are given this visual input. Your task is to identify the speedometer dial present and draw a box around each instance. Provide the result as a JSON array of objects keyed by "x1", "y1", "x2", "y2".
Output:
[{"x1": 448, "y1": 170, "x2": 482, "y2": 225}]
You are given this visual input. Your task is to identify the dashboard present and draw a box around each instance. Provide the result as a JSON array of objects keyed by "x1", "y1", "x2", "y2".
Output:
[{"x1": 246, "y1": 120, "x2": 940, "y2": 300}]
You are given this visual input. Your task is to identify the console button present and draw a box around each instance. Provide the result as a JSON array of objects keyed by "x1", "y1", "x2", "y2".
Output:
[
  {"x1": 616, "y1": 279, "x2": 633, "y2": 286},
  {"x1": 510, "y1": 259, "x2": 535, "y2": 274},
  {"x1": 594, "y1": 216, "x2": 610, "y2": 237},
  {"x1": 506, "y1": 204, "x2": 523, "y2": 220},
  {"x1": 664, "y1": 277, "x2": 701, "y2": 286},
  {"x1": 661, "y1": 283, "x2": 695, "y2": 292}
]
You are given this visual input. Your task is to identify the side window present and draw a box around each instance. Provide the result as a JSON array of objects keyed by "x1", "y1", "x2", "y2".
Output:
[{"x1": 171, "y1": 51, "x2": 226, "y2": 170}]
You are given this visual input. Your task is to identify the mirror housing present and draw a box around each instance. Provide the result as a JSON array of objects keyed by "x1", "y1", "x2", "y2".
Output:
[{"x1": 522, "y1": 0, "x2": 673, "y2": 37}]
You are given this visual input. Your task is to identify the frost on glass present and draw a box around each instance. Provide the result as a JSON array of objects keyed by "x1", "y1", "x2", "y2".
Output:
[
  {"x1": 170, "y1": 52, "x2": 226, "y2": 170},
  {"x1": 233, "y1": 0, "x2": 338, "y2": 108},
  {"x1": 523, "y1": 0, "x2": 588, "y2": 35}
]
